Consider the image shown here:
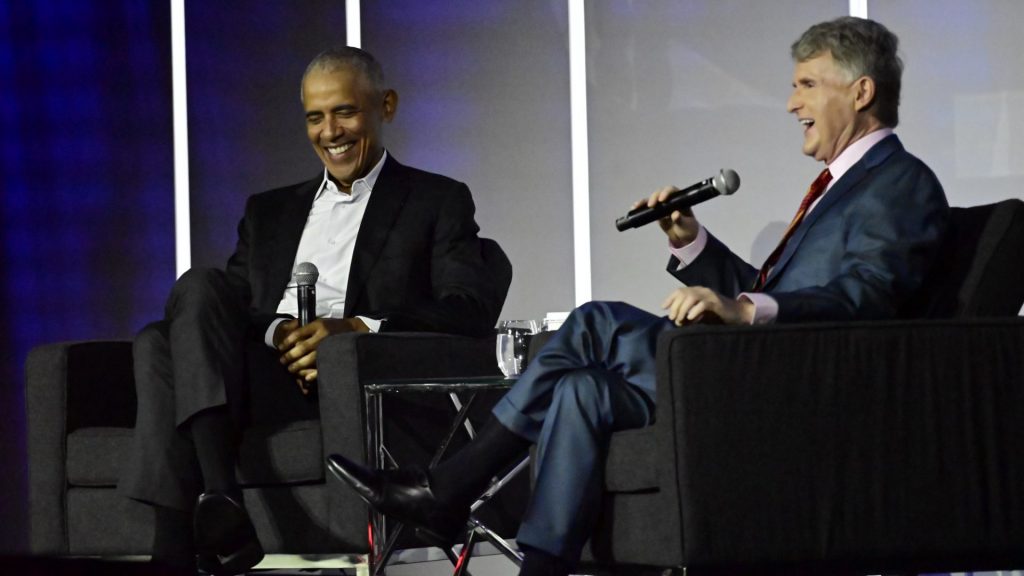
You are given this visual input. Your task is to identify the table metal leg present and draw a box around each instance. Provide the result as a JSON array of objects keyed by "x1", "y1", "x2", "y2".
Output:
[
  {"x1": 360, "y1": 380, "x2": 521, "y2": 576},
  {"x1": 452, "y1": 527, "x2": 477, "y2": 576},
  {"x1": 448, "y1": 392, "x2": 478, "y2": 440},
  {"x1": 365, "y1": 390, "x2": 386, "y2": 574},
  {"x1": 469, "y1": 517, "x2": 523, "y2": 565},
  {"x1": 430, "y1": 392, "x2": 479, "y2": 468},
  {"x1": 372, "y1": 521, "x2": 406, "y2": 576},
  {"x1": 471, "y1": 457, "x2": 530, "y2": 512}
]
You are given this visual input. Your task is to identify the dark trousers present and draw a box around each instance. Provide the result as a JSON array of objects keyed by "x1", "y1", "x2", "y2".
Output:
[
  {"x1": 119, "y1": 268, "x2": 316, "y2": 511},
  {"x1": 491, "y1": 301, "x2": 672, "y2": 561}
]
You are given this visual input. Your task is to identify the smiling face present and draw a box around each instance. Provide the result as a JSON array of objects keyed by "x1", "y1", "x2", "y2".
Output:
[
  {"x1": 786, "y1": 51, "x2": 873, "y2": 165},
  {"x1": 302, "y1": 65, "x2": 397, "y2": 191}
]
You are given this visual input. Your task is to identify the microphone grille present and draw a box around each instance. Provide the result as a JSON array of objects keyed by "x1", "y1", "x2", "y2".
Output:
[
  {"x1": 714, "y1": 169, "x2": 741, "y2": 195},
  {"x1": 293, "y1": 262, "x2": 319, "y2": 286}
]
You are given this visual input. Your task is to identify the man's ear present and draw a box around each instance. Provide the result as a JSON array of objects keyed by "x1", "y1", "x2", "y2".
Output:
[
  {"x1": 382, "y1": 89, "x2": 398, "y2": 122},
  {"x1": 853, "y1": 76, "x2": 876, "y2": 112}
]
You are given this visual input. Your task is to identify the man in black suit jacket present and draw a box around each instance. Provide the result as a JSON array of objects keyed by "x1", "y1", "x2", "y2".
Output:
[{"x1": 120, "y1": 47, "x2": 499, "y2": 574}]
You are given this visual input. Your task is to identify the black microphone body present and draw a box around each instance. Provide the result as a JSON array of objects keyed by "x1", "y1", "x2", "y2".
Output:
[
  {"x1": 616, "y1": 169, "x2": 740, "y2": 231},
  {"x1": 292, "y1": 262, "x2": 320, "y2": 327},
  {"x1": 297, "y1": 285, "x2": 316, "y2": 327}
]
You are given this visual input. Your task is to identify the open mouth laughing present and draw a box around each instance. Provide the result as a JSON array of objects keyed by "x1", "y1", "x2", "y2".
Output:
[{"x1": 324, "y1": 142, "x2": 355, "y2": 159}]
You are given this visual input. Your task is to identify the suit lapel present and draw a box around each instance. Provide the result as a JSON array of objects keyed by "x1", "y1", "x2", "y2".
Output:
[
  {"x1": 765, "y1": 135, "x2": 903, "y2": 288},
  {"x1": 263, "y1": 177, "x2": 320, "y2": 310},
  {"x1": 345, "y1": 155, "x2": 411, "y2": 316}
]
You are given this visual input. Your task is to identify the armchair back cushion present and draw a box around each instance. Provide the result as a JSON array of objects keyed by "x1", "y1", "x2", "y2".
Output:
[{"x1": 902, "y1": 198, "x2": 1024, "y2": 318}]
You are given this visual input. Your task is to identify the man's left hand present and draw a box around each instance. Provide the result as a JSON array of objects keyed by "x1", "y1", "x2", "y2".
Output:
[
  {"x1": 661, "y1": 286, "x2": 755, "y2": 326},
  {"x1": 277, "y1": 318, "x2": 370, "y2": 389}
]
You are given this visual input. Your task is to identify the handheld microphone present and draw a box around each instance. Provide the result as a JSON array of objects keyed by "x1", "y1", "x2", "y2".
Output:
[
  {"x1": 615, "y1": 169, "x2": 740, "y2": 231},
  {"x1": 292, "y1": 262, "x2": 319, "y2": 326}
]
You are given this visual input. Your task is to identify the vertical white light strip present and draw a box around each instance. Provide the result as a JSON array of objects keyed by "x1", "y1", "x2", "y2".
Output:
[
  {"x1": 171, "y1": 0, "x2": 191, "y2": 277},
  {"x1": 568, "y1": 0, "x2": 592, "y2": 305},
  {"x1": 346, "y1": 0, "x2": 361, "y2": 48},
  {"x1": 849, "y1": 0, "x2": 868, "y2": 18}
]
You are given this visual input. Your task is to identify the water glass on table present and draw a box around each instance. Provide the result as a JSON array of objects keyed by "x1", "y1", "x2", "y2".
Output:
[{"x1": 496, "y1": 319, "x2": 540, "y2": 377}]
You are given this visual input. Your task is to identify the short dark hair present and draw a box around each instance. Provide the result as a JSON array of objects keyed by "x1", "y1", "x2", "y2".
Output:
[
  {"x1": 792, "y1": 17, "x2": 903, "y2": 127},
  {"x1": 301, "y1": 46, "x2": 386, "y2": 99}
]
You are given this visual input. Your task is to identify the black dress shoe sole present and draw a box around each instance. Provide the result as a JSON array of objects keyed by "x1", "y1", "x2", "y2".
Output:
[
  {"x1": 196, "y1": 541, "x2": 263, "y2": 576},
  {"x1": 194, "y1": 493, "x2": 265, "y2": 575}
]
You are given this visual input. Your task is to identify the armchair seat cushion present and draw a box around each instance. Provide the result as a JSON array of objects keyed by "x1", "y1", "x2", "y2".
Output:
[
  {"x1": 66, "y1": 419, "x2": 324, "y2": 488},
  {"x1": 67, "y1": 427, "x2": 133, "y2": 486}
]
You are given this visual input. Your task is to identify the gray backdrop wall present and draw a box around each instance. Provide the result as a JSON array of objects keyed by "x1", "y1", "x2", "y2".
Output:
[{"x1": 186, "y1": 0, "x2": 1024, "y2": 322}]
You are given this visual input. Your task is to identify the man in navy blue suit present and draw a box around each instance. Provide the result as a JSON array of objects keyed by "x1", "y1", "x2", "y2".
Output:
[{"x1": 330, "y1": 17, "x2": 949, "y2": 576}]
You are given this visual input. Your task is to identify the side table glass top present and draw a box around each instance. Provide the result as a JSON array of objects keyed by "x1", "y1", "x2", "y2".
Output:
[{"x1": 363, "y1": 375, "x2": 516, "y2": 394}]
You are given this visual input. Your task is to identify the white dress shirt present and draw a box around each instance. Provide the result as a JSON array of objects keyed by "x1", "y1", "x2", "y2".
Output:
[{"x1": 264, "y1": 152, "x2": 388, "y2": 347}]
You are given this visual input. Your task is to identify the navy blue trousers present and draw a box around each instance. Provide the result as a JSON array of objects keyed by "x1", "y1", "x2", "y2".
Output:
[{"x1": 492, "y1": 301, "x2": 673, "y2": 561}]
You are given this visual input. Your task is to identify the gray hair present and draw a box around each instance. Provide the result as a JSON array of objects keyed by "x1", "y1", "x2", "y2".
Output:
[
  {"x1": 301, "y1": 46, "x2": 386, "y2": 100},
  {"x1": 791, "y1": 17, "x2": 903, "y2": 127}
]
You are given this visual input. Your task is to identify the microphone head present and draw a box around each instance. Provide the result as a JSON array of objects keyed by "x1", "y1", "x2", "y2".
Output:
[
  {"x1": 292, "y1": 262, "x2": 319, "y2": 287},
  {"x1": 713, "y1": 169, "x2": 741, "y2": 196}
]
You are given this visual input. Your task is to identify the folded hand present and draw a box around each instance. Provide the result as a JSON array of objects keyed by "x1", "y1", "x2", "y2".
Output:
[
  {"x1": 661, "y1": 286, "x2": 754, "y2": 326},
  {"x1": 274, "y1": 318, "x2": 370, "y2": 394}
]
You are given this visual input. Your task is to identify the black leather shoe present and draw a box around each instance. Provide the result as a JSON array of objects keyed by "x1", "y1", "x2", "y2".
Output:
[
  {"x1": 326, "y1": 454, "x2": 468, "y2": 547},
  {"x1": 193, "y1": 492, "x2": 264, "y2": 575}
]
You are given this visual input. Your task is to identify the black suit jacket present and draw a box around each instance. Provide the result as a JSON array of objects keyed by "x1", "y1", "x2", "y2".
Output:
[{"x1": 224, "y1": 155, "x2": 499, "y2": 338}]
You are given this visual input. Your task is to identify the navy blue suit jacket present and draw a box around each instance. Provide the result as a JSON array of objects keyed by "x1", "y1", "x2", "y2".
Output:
[
  {"x1": 224, "y1": 155, "x2": 500, "y2": 337},
  {"x1": 669, "y1": 135, "x2": 949, "y2": 322}
]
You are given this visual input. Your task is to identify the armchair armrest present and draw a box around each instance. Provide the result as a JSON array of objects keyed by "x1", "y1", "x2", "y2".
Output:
[
  {"x1": 656, "y1": 318, "x2": 1024, "y2": 573},
  {"x1": 24, "y1": 340, "x2": 135, "y2": 554},
  {"x1": 315, "y1": 331, "x2": 500, "y2": 550}
]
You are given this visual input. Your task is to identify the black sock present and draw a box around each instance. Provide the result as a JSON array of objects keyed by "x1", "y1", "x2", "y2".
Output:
[
  {"x1": 519, "y1": 546, "x2": 572, "y2": 576},
  {"x1": 430, "y1": 417, "x2": 530, "y2": 508},
  {"x1": 184, "y1": 406, "x2": 240, "y2": 498},
  {"x1": 151, "y1": 505, "x2": 195, "y2": 569}
]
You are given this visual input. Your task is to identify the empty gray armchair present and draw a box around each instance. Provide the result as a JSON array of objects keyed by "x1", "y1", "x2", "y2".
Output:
[{"x1": 25, "y1": 238, "x2": 512, "y2": 561}]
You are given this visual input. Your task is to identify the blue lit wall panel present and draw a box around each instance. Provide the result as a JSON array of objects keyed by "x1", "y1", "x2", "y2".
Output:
[{"x1": 0, "y1": 0, "x2": 174, "y2": 551}]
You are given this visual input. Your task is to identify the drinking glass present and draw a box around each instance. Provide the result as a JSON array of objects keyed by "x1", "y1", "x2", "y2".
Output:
[{"x1": 496, "y1": 319, "x2": 540, "y2": 377}]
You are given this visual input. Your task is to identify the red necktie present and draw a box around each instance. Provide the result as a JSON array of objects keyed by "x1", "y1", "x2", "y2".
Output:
[{"x1": 752, "y1": 168, "x2": 832, "y2": 291}]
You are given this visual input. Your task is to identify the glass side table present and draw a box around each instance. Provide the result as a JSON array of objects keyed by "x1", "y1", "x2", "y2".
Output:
[{"x1": 362, "y1": 375, "x2": 527, "y2": 576}]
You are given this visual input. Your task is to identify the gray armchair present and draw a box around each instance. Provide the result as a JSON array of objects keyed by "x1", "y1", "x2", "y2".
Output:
[
  {"x1": 565, "y1": 200, "x2": 1024, "y2": 574},
  {"x1": 25, "y1": 239, "x2": 513, "y2": 563},
  {"x1": 589, "y1": 317, "x2": 1024, "y2": 574}
]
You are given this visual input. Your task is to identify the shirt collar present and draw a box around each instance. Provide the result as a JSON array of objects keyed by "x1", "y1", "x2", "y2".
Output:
[
  {"x1": 825, "y1": 128, "x2": 894, "y2": 187},
  {"x1": 315, "y1": 149, "x2": 389, "y2": 201}
]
